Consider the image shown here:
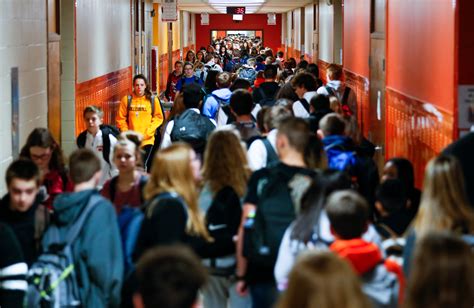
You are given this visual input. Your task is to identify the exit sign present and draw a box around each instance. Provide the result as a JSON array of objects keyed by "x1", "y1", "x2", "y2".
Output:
[{"x1": 226, "y1": 7, "x2": 245, "y2": 14}]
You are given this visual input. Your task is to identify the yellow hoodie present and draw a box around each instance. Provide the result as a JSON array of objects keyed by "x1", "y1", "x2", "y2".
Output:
[{"x1": 116, "y1": 94, "x2": 164, "y2": 147}]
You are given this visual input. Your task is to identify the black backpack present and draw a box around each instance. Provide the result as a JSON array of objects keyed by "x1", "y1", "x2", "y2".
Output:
[
  {"x1": 170, "y1": 109, "x2": 215, "y2": 154},
  {"x1": 300, "y1": 98, "x2": 310, "y2": 113},
  {"x1": 25, "y1": 194, "x2": 102, "y2": 307},
  {"x1": 243, "y1": 168, "x2": 313, "y2": 268},
  {"x1": 76, "y1": 124, "x2": 120, "y2": 165},
  {"x1": 262, "y1": 138, "x2": 279, "y2": 166},
  {"x1": 255, "y1": 87, "x2": 276, "y2": 107}
]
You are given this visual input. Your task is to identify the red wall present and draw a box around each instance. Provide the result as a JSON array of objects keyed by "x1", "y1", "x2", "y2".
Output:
[
  {"x1": 195, "y1": 14, "x2": 282, "y2": 52},
  {"x1": 387, "y1": 0, "x2": 456, "y2": 112},
  {"x1": 343, "y1": 0, "x2": 370, "y2": 77},
  {"x1": 459, "y1": 0, "x2": 474, "y2": 85}
]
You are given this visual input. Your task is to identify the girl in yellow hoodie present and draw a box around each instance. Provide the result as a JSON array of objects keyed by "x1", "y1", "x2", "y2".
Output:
[{"x1": 117, "y1": 74, "x2": 164, "y2": 171}]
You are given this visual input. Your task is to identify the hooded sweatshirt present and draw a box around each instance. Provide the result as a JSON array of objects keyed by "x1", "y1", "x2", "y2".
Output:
[
  {"x1": 52, "y1": 189, "x2": 123, "y2": 308},
  {"x1": 331, "y1": 239, "x2": 403, "y2": 308},
  {"x1": 202, "y1": 88, "x2": 232, "y2": 120}
]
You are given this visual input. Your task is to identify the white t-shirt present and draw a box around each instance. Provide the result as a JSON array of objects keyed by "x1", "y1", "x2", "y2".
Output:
[
  {"x1": 83, "y1": 130, "x2": 118, "y2": 188},
  {"x1": 292, "y1": 91, "x2": 318, "y2": 118},
  {"x1": 247, "y1": 129, "x2": 278, "y2": 171}
]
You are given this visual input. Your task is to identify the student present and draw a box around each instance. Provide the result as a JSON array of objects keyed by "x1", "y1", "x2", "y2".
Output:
[
  {"x1": 291, "y1": 72, "x2": 318, "y2": 118},
  {"x1": 20, "y1": 128, "x2": 71, "y2": 209},
  {"x1": 184, "y1": 50, "x2": 196, "y2": 63},
  {"x1": 317, "y1": 63, "x2": 357, "y2": 118},
  {"x1": 404, "y1": 232, "x2": 474, "y2": 308},
  {"x1": 0, "y1": 159, "x2": 50, "y2": 266},
  {"x1": 307, "y1": 94, "x2": 333, "y2": 134},
  {"x1": 199, "y1": 130, "x2": 252, "y2": 308},
  {"x1": 161, "y1": 83, "x2": 216, "y2": 156},
  {"x1": 237, "y1": 118, "x2": 316, "y2": 308},
  {"x1": 319, "y1": 113, "x2": 379, "y2": 206},
  {"x1": 175, "y1": 62, "x2": 204, "y2": 93},
  {"x1": 116, "y1": 74, "x2": 164, "y2": 172},
  {"x1": 226, "y1": 89, "x2": 261, "y2": 146},
  {"x1": 326, "y1": 190, "x2": 402, "y2": 308},
  {"x1": 381, "y1": 157, "x2": 421, "y2": 222},
  {"x1": 164, "y1": 60, "x2": 184, "y2": 102},
  {"x1": 246, "y1": 105, "x2": 292, "y2": 171},
  {"x1": 101, "y1": 137, "x2": 148, "y2": 213},
  {"x1": 51, "y1": 149, "x2": 123, "y2": 307},
  {"x1": 276, "y1": 251, "x2": 371, "y2": 308},
  {"x1": 202, "y1": 72, "x2": 232, "y2": 124},
  {"x1": 133, "y1": 143, "x2": 212, "y2": 260},
  {"x1": 0, "y1": 222, "x2": 28, "y2": 307},
  {"x1": 252, "y1": 65, "x2": 280, "y2": 107},
  {"x1": 403, "y1": 155, "x2": 474, "y2": 276},
  {"x1": 77, "y1": 105, "x2": 118, "y2": 188},
  {"x1": 133, "y1": 245, "x2": 208, "y2": 308}
]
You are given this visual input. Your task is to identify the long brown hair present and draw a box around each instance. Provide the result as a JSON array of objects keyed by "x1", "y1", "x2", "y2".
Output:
[
  {"x1": 404, "y1": 232, "x2": 474, "y2": 308},
  {"x1": 277, "y1": 251, "x2": 370, "y2": 308},
  {"x1": 20, "y1": 128, "x2": 65, "y2": 173},
  {"x1": 144, "y1": 143, "x2": 211, "y2": 241},
  {"x1": 414, "y1": 155, "x2": 474, "y2": 236},
  {"x1": 201, "y1": 130, "x2": 250, "y2": 197}
]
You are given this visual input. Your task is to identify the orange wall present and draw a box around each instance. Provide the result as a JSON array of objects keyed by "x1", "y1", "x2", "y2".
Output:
[
  {"x1": 195, "y1": 14, "x2": 282, "y2": 52},
  {"x1": 387, "y1": 0, "x2": 456, "y2": 112},
  {"x1": 343, "y1": 0, "x2": 370, "y2": 77}
]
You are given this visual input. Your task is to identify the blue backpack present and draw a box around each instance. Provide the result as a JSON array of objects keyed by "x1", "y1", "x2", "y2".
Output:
[
  {"x1": 324, "y1": 143, "x2": 358, "y2": 173},
  {"x1": 238, "y1": 67, "x2": 257, "y2": 84},
  {"x1": 25, "y1": 195, "x2": 102, "y2": 307}
]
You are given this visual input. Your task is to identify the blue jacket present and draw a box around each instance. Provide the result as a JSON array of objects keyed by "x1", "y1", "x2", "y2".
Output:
[
  {"x1": 202, "y1": 88, "x2": 232, "y2": 119},
  {"x1": 53, "y1": 189, "x2": 123, "y2": 308}
]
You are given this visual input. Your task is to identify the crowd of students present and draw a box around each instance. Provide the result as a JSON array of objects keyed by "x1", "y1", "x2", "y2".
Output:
[{"x1": 1, "y1": 48, "x2": 474, "y2": 308}]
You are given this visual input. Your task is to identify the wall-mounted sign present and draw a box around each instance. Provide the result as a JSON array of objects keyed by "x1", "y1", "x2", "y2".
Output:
[
  {"x1": 226, "y1": 7, "x2": 245, "y2": 14},
  {"x1": 201, "y1": 13, "x2": 209, "y2": 25},
  {"x1": 458, "y1": 85, "x2": 474, "y2": 130},
  {"x1": 162, "y1": 0, "x2": 178, "y2": 22},
  {"x1": 267, "y1": 13, "x2": 276, "y2": 25}
]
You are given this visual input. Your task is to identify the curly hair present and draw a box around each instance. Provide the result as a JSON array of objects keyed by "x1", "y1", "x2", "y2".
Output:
[{"x1": 201, "y1": 130, "x2": 251, "y2": 197}]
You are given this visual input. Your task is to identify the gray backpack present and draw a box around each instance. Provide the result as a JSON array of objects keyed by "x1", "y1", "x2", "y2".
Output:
[{"x1": 25, "y1": 195, "x2": 101, "y2": 308}]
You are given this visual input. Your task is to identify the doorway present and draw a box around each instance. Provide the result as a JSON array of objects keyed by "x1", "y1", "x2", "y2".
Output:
[{"x1": 369, "y1": 0, "x2": 386, "y2": 170}]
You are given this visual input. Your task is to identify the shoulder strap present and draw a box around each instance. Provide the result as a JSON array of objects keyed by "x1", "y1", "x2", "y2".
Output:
[
  {"x1": 138, "y1": 175, "x2": 148, "y2": 203},
  {"x1": 150, "y1": 95, "x2": 155, "y2": 116},
  {"x1": 377, "y1": 223, "x2": 400, "y2": 241},
  {"x1": 127, "y1": 95, "x2": 132, "y2": 119},
  {"x1": 262, "y1": 138, "x2": 278, "y2": 165},
  {"x1": 300, "y1": 98, "x2": 310, "y2": 113},
  {"x1": 101, "y1": 128, "x2": 111, "y2": 165},
  {"x1": 76, "y1": 131, "x2": 87, "y2": 148},
  {"x1": 109, "y1": 176, "x2": 119, "y2": 203},
  {"x1": 325, "y1": 86, "x2": 336, "y2": 96},
  {"x1": 65, "y1": 194, "x2": 102, "y2": 245},
  {"x1": 342, "y1": 86, "x2": 351, "y2": 105}
]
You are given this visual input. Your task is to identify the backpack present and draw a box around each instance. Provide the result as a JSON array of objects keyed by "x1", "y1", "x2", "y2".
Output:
[
  {"x1": 25, "y1": 194, "x2": 102, "y2": 307},
  {"x1": 324, "y1": 143, "x2": 358, "y2": 173},
  {"x1": 170, "y1": 109, "x2": 216, "y2": 155},
  {"x1": 76, "y1": 124, "x2": 120, "y2": 165},
  {"x1": 203, "y1": 93, "x2": 231, "y2": 120},
  {"x1": 238, "y1": 67, "x2": 257, "y2": 84},
  {"x1": 127, "y1": 95, "x2": 166, "y2": 147},
  {"x1": 326, "y1": 86, "x2": 352, "y2": 116},
  {"x1": 377, "y1": 223, "x2": 406, "y2": 266},
  {"x1": 243, "y1": 168, "x2": 313, "y2": 269},
  {"x1": 262, "y1": 138, "x2": 279, "y2": 167},
  {"x1": 255, "y1": 87, "x2": 276, "y2": 107}
]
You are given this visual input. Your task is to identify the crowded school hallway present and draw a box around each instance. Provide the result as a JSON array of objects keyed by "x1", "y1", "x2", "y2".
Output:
[{"x1": 1, "y1": 0, "x2": 474, "y2": 307}]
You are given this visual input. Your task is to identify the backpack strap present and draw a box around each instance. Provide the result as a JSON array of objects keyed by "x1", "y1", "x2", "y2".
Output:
[
  {"x1": 101, "y1": 127, "x2": 112, "y2": 165},
  {"x1": 138, "y1": 174, "x2": 148, "y2": 204},
  {"x1": 262, "y1": 138, "x2": 278, "y2": 166},
  {"x1": 341, "y1": 86, "x2": 351, "y2": 106},
  {"x1": 299, "y1": 98, "x2": 310, "y2": 113},
  {"x1": 65, "y1": 194, "x2": 103, "y2": 245},
  {"x1": 325, "y1": 86, "x2": 336, "y2": 97},
  {"x1": 109, "y1": 176, "x2": 119, "y2": 203},
  {"x1": 76, "y1": 131, "x2": 87, "y2": 148},
  {"x1": 127, "y1": 95, "x2": 132, "y2": 119}
]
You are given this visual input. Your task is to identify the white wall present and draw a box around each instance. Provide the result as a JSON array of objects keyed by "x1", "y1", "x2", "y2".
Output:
[
  {"x1": 76, "y1": 0, "x2": 131, "y2": 83},
  {"x1": 293, "y1": 8, "x2": 302, "y2": 51},
  {"x1": 319, "y1": 0, "x2": 334, "y2": 63},
  {"x1": 0, "y1": 0, "x2": 48, "y2": 194},
  {"x1": 304, "y1": 4, "x2": 314, "y2": 56},
  {"x1": 61, "y1": 0, "x2": 76, "y2": 156},
  {"x1": 286, "y1": 11, "x2": 293, "y2": 48}
]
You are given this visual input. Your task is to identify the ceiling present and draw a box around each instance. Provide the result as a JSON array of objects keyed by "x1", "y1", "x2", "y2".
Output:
[{"x1": 154, "y1": 0, "x2": 314, "y2": 14}]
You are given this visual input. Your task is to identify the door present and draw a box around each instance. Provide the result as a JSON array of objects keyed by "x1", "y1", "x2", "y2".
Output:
[
  {"x1": 369, "y1": 0, "x2": 386, "y2": 170},
  {"x1": 47, "y1": 0, "x2": 61, "y2": 144}
]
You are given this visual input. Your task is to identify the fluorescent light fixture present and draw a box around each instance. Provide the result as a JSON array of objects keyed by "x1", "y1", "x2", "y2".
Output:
[{"x1": 233, "y1": 14, "x2": 243, "y2": 21}]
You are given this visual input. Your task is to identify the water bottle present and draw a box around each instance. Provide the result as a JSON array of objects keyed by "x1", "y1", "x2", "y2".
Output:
[{"x1": 243, "y1": 209, "x2": 256, "y2": 229}]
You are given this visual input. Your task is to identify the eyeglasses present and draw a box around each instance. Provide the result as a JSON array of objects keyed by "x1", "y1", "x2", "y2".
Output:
[{"x1": 30, "y1": 152, "x2": 51, "y2": 161}]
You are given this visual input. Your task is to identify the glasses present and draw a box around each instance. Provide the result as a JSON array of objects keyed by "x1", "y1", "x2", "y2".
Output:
[{"x1": 31, "y1": 152, "x2": 51, "y2": 161}]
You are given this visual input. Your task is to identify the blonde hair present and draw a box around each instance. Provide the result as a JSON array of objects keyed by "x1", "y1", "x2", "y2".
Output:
[
  {"x1": 277, "y1": 251, "x2": 370, "y2": 308},
  {"x1": 414, "y1": 155, "x2": 474, "y2": 236},
  {"x1": 202, "y1": 130, "x2": 251, "y2": 197},
  {"x1": 144, "y1": 143, "x2": 212, "y2": 241},
  {"x1": 329, "y1": 96, "x2": 342, "y2": 114}
]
